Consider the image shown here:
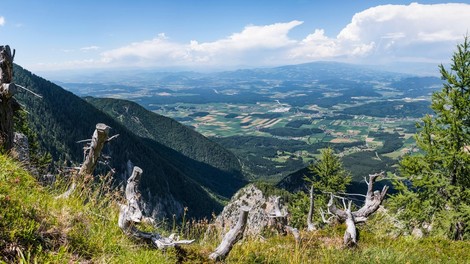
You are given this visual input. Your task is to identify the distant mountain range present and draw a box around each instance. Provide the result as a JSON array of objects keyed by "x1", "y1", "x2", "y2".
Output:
[
  {"x1": 13, "y1": 64, "x2": 246, "y2": 218},
  {"x1": 42, "y1": 61, "x2": 441, "y2": 85}
]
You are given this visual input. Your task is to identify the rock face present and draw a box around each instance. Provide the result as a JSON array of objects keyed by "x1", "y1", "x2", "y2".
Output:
[
  {"x1": 213, "y1": 184, "x2": 288, "y2": 237},
  {"x1": 12, "y1": 132, "x2": 29, "y2": 163}
]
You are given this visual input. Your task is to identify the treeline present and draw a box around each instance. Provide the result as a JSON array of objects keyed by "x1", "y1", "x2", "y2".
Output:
[
  {"x1": 213, "y1": 135, "x2": 363, "y2": 180},
  {"x1": 260, "y1": 127, "x2": 322, "y2": 137},
  {"x1": 343, "y1": 101, "x2": 432, "y2": 118}
]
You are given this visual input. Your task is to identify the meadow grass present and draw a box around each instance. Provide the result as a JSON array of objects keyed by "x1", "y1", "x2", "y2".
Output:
[{"x1": 1, "y1": 154, "x2": 469, "y2": 263}]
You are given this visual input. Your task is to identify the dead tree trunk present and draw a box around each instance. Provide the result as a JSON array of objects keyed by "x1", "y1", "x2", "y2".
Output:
[
  {"x1": 0, "y1": 45, "x2": 18, "y2": 152},
  {"x1": 57, "y1": 123, "x2": 118, "y2": 198},
  {"x1": 343, "y1": 200, "x2": 357, "y2": 247},
  {"x1": 119, "y1": 166, "x2": 194, "y2": 249},
  {"x1": 209, "y1": 207, "x2": 249, "y2": 261},
  {"x1": 307, "y1": 185, "x2": 316, "y2": 231},
  {"x1": 326, "y1": 172, "x2": 388, "y2": 247},
  {"x1": 79, "y1": 123, "x2": 111, "y2": 175},
  {"x1": 268, "y1": 196, "x2": 301, "y2": 243}
]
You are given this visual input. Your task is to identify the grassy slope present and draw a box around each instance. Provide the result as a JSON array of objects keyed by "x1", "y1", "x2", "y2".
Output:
[{"x1": 1, "y1": 154, "x2": 469, "y2": 263}]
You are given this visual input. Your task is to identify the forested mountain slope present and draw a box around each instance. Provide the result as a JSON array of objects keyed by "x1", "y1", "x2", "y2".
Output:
[
  {"x1": 84, "y1": 97, "x2": 243, "y2": 180},
  {"x1": 84, "y1": 97, "x2": 246, "y2": 198},
  {"x1": 12, "y1": 64, "x2": 245, "y2": 217}
]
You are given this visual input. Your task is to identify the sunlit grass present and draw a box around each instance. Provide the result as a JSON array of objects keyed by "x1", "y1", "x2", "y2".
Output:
[{"x1": 1, "y1": 154, "x2": 469, "y2": 263}]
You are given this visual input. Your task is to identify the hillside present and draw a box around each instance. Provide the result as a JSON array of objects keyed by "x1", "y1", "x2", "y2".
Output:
[
  {"x1": 12, "y1": 64, "x2": 246, "y2": 218},
  {"x1": 83, "y1": 97, "x2": 244, "y2": 193},
  {"x1": 2, "y1": 153, "x2": 470, "y2": 263},
  {"x1": 58, "y1": 62, "x2": 441, "y2": 183}
]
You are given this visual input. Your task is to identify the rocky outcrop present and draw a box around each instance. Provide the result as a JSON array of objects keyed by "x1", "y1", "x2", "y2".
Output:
[
  {"x1": 212, "y1": 184, "x2": 288, "y2": 238},
  {"x1": 12, "y1": 132, "x2": 29, "y2": 164}
]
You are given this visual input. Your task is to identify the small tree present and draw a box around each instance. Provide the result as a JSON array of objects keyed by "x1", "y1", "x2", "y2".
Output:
[
  {"x1": 289, "y1": 147, "x2": 351, "y2": 230},
  {"x1": 389, "y1": 36, "x2": 470, "y2": 239}
]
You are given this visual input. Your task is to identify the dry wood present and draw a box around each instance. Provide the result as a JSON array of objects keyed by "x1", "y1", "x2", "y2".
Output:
[
  {"x1": 343, "y1": 200, "x2": 357, "y2": 247},
  {"x1": 307, "y1": 185, "x2": 317, "y2": 231},
  {"x1": 326, "y1": 172, "x2": 388, "y2": 247},
  {"x1": 285, "y1": 225, "x2": 301, "y2": 244},
  {"x1": 353, "y1": 172, "x2": 389, "y2": 222},
  {"x1": 119, "y1": 166, "x2": 194, "y2": 249},
  {"x1": 0, "y1": 45, "x2": 18, "y2": 151},
  {"x1": 209, "y1": 207, "x2": 249, "y2": 261},
  {"x1": 57, "y1": 123, "x2": 117, "y2": 198},
  {"x1": 79, "y1": 123, "x2": 111, "y2": 175}
]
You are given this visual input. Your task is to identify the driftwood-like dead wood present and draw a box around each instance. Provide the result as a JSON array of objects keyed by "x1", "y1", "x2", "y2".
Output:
[
  {"x1": 285, "y1": 225, "x2": 301, "y2": 244},
  {"x1": 57, "y1": 123, "x2": 118, "y2": 198},
  {"x1": 268, "y1": 196, "x2": 301, "y2": 243},
  {"x1": 307, "y1": 185, "x2": 316, "y2": 231},
  {"x1": 343, "y1": 200, "x2": 357, "y2": 247},
  {"x1": 79, "y1": 123, "x2": 111, "y2": 175},
  {"x1": 326, "y1": 172, "x2": 388, "y2": 247},
  {"x1": 209, "y1": 207, "x2": 249, "y2": 261},
  {"x1": 353, "y1": 172, "x2": 389, "y2": 222},
  {"x1": 0, "y1": 45, "x2": 18, "y2": 151},
  {"x1": 119, "y1": 166, "x2": 194, "y2": 249}
]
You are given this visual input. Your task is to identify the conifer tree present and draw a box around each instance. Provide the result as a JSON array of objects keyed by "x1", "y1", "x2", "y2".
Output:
[
  {"x1": 390, "y1": 36, "x2": 470, "y2": 239},
  {"x1": 289, "y1": 147, "x2": 351, "y2": 229}
]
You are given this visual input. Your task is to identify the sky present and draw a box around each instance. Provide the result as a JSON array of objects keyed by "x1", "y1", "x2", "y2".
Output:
[{"x1": 1, "y1": 0, "x2": 470, "y2": 76}]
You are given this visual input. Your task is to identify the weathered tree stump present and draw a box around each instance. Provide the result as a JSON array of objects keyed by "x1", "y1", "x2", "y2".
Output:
[
  {"x1": 57, "y1": 123, "x2": 118, "y2": 198},
  {"x1": 79, "y1": 123, "x2": 111, "y2": 175},
  {"x1": 326, "y1": 172, "x2": 388, "y2": 247},
  {"x1": 307, "y1": 185, "x2": 317, "y2": 231},
  {"x1": 268, "y1": 196, "x2": 300, "y2": 243},
  {"x1": 209, "y1": 207, "x2": 249, "y2": 261},
  {"x1": 0, "y1": 45, "x2": 19, "y2": 151},
  {"x1": 119, "y1": 166, "x2": 194, "y2": 249}
]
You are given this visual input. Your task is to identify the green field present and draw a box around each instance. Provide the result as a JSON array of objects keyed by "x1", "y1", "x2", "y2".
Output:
[{"x1": 151, "y1": 101, "x2": 421, "y2": 181}]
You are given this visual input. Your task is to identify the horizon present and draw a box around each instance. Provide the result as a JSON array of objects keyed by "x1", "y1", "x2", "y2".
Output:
[{"x1": 1, "y1": 1, "x2": 469, "y2": 77}]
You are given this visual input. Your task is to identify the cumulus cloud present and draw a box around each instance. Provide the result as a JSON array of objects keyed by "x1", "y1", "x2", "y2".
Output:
[
  {"x1": 101, "y1": 21, "x2": 302, "y2": 68},
  {"x1": 0, "y1": 16, "x2": 5, "y2": 26},
  {"x1": 42, "y1": 3, "x2": 470, "y2": 70},
  {"x1": 336, "y1": 2, "x2": 470, "y2": 61}
]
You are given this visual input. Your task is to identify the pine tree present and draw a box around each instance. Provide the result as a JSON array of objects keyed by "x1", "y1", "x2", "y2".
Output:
[
  {"x1": 309, "y1": 147, "x2": 351, "y2": 193},
  {"x1": 390, "y1": 36, "x2": 470, "y2": 239},
  {"x1": 289, "y1": 147, "x2": 351, "y2": 229}
]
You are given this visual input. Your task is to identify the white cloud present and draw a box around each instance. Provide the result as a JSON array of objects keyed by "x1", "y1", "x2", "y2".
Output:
[
  {"x1": 39, "y1": 3, "x2": 470, "y2": 71},
  {"x1": 80, "y1": 46, "x2": 100, "y2": 52},
  {"x1": 0, "y1": 17, "x2": 5, "y2": 26},
  {"x1": 101, "y1": 21, "x2": 303, "y2": 68},
  {"x1": 336, "y1": 2, "x2": 470, "y2": 61}
]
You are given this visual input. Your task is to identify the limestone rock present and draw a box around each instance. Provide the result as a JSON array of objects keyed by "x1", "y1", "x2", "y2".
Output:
[
  {"x1": 212, "y1": 184, "x2": 288, "y2": 238},
  {"x1": 12, "y1": 132, "x2": 29, "y2": 163}
]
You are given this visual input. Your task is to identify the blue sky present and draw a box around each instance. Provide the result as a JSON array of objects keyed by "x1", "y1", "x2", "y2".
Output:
[{"x1": 1, "y1": 1, "x2": 469, "y2": 74}]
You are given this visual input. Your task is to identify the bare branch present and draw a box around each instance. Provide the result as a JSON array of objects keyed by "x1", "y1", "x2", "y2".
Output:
[
  {"x1": 323, "y1": 172, "x2": 389, "y2": 247},
  {"x1": 209, "y1": 207, "x2": 249, "y2": 261},
  {"x1": 15, "y1": 84, "x2": 43, "y2": 98},
  {"x1": 119, "y1": 166, "x2": 194, "y2": 249},
  {"x1": 307, "y1": 185, "x2": 316, "y2": 231}
]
